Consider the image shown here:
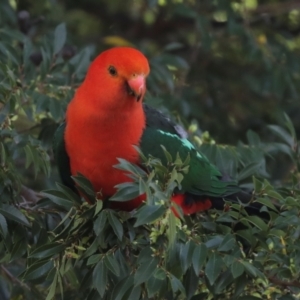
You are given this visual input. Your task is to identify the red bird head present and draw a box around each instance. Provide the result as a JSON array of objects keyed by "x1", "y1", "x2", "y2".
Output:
[{"x1": 77, "y1": 47, "x2": 150, "y2": 110}]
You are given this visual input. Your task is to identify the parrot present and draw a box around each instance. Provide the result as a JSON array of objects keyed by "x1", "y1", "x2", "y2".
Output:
[{"x1": 53, "y1": 47, "x2": 264, "y2": 216}]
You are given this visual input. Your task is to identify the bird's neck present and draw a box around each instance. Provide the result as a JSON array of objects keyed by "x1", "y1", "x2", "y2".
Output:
[{"x1": 67, "y1": 93, "x2": 145, "y2": 132}]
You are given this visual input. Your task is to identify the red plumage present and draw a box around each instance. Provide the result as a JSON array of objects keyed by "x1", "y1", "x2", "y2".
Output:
[{"x1": 65, "y1": 47, "x2": 212, "y2": 214}]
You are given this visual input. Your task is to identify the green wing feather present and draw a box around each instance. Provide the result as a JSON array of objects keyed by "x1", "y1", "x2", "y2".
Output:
[{"x1": 142, "y1": 107, "x2": 240, "y2": 197}]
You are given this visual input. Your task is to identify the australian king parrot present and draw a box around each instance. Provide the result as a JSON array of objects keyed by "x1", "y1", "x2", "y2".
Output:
[{"x1": 53, "y1": 47, "x2": 262, "y2": 216}]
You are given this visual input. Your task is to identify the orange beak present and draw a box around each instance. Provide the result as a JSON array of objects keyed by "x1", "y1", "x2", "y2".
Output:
[{"x1": 127, "y1": 75, "x2": 146, "y2": 102}]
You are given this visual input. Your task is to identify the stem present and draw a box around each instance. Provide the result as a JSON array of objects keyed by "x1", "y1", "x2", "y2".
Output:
[{"x1": 1, "y1": 265, "x2": 30, "y2": 290}]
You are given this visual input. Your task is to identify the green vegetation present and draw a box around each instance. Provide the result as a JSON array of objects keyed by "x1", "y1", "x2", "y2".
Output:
[{"x1": 1, "y1": 0, "x2": 300, "y2": 299}]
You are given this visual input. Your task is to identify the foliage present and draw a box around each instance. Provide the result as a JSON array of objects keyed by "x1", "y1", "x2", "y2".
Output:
[{"x1": 1, "y1": 0, "x2": 300, "y2": 299}]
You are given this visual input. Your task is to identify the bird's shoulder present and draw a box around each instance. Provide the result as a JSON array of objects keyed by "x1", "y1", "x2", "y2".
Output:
[{"x1": 143, "y1": 104, "x2": 187, "y2": 138}]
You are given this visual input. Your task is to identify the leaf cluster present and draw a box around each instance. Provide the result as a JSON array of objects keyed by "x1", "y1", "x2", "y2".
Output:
[{"x1": 1, "y1": 1, "x2": 300, "y2": 299}]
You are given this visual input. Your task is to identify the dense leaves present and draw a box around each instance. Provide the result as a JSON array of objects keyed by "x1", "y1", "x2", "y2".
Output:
[{"x1": 1, "y1": 0, "x2": 300, "y2": 299}]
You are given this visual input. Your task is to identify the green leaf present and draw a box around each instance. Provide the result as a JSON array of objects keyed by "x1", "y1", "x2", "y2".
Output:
[
  {"x1": 205, "y1": 252, "x2": 223, "y2": 285},
  {"x1": 107, "y1": 211, "x2": 123, "y2": 240},
  {"x1": 213, "y1": 269, "x2": 234, "y2": 295},
  {"x1": 146, "y1": 275, "x2": 166, "y2": 298},
  {"x1": 244, "y1": 215, "x2": 268, "y2": 232},
  {"x1": 138, "y1": 177, "x2": 147, "y2": 195},
  {"x1": 127, "y1": 285, "x2": 141, "y2": 300},
  {"x1": 238, "y1": 163, "x2": 260, "y2": 181},
  {"x1": 164, "y1": 42, "x2": 184, "y2": 51},
  {"x1": 93, "y1": 210, "x2": 107, "y2": 236},
  {"x1": 246, "y1": 130, "x2": 261, "y2": 146},
  {"x1": 53, "y1": 23, "x2": 67, "y2": 55},
  {"x1": 134, "y1": 204, "x2": 165, "y2": 227},
  {"x1": 81, "y1": 238, "x2": 99, "y2": 260},
  {"x1": 114, "y1": 158, "x2": 147, "y2": 177},
  {"x1": 201, "y1": 222, "x2": 216, "y2": 231},
  {"x1": 168, "y1": 209, "x2": 177, "y2": 246},
  {"x1": 134, "y1": 257, "x2": 159, "y2": 286},
  {"x1": 72, "y1": 48, "x2": 91, "y2": 77},
  {"x1": 52, "y1": 208, "x2": 76, "y2": 239},
  {"x1": 255, "y1": 197, "x2": 277, "y2": 211},
  {"x1": 0, "y1": 142, "x2": 6, "y2": 165},
  {"x1": 284, "y1": 112, "x2": 296, "y2": 139},
  {"x1": 23, "y1": 37, "x2": 32, "y2": 68},
  {"x1": 104, "y1": 254, "x2": 120, "y2": 276},
  {"x1": 57, "y1": 271, "x2": 63, "y2": 299},
  {"x1": 231, "y1": 261, "x2": 245, "y2": 279},
  {"x1": 240, "y1": 261, "x2": 259, "y2": 277},
  {"x1": 72, "y1": 173, "x2": 95, "y2": 198},
  {"x1": 179, "y1": 240, "x2": 195, "y2": 272},
  {"x1": 153, "y1": 268, "x2": 166, "y2": 280},
  {"x1": 10, "y1": 237, "x2": 27, "y2": 260},
  {"x1": 112, "y1": 275, "x2": 134, "y2": 300},
  {"x1": 233, "y1": 274, "x2": 248, "y2": 298},
  {"x1": 46, "y1": 272, "x2": 58, "y2": 300},
  {"x1": 87, "y1": 254, "x2": 102, "y2": 266},
  {"x1": 253, "y1": 177, "x2": 262, "y2": 192},
  {"x1": 170, "y1": 274, "x2": 186, "y2": 296},
  {"x1": 0, "y1": 204, "x2": 30, "y2": 227},
  {"x1": 93, "y1": 260, "x2": 107, "y2": 297},
  {"x1": 236, "y1": 229, "x2": 257, "y2": 246},
  {"x1": 268, "y1": 125, "x2": 294, "y2": 146},
  {"x1": 264, "y1": 190, "x2": 283, "y2": 201},
  {"x1": 218, "y1": 234, "x2": 236, "y2": 252},
  {"x1": 94, "y1": 200, "x2": 103, "y2": 216},
  {"x1": 110, "y1": 183, "x2": 140, "y2": 201},
  {"x1": 23, "y1": 260, "x2": 54, "y2": 280},
  {"x1": 1, "y1": 28, "x2": 25, "y2": 41},
  {"x1": 183, "y1": 267, "x2": 199, "y2": 300},
  {"x1": 205, "y1": 236, "x2": 223, "y2": 249},
  {"x1": 49, "y1": 98, "x2": 64, "y2": 120},
  {"x1": 161, "y1": 145, "x2": 173, "y2": 163},
  {"x1": 30, "y1": 243, "x2": 65, "y2": 259},
  {"x1": 42, "y1": 189, "x2": 74, "y2": 210},
  {"x1": 192, "y1": 244, "x2": 207, "y2": 275},
  {"x1": 0, "y1": 213, "x2": 8, "y2": 237},
  {"x1": 56, "y1": 182, "x2": 82, "y2": 205},
  {"x1": 137, "y1": 247, "x2": 153, "y2": 264}
]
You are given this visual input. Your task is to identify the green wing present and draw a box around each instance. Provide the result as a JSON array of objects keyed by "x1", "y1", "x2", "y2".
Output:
[
  {"x1": 142, "y1": 106, "x2": 240, "y2": 197},
  {"x1": 53, "y1": 122, "x2": 76, "y2": 192}
]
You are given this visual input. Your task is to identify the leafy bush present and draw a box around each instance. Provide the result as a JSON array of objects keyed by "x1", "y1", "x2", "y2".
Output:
[{"x1": 1, "y1": 0, "x2": 300, "y2": 299}]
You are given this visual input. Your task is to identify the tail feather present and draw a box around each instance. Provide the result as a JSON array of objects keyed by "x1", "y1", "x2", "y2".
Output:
[
  {"x1": 172, "y1": 194, "x2": 212, "y2": 216},
  {"x1": 174, "y1": 190, "x2": 277, "y2": 220}
]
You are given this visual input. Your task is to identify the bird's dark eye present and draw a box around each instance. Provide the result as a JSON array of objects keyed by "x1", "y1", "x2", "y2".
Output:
[{"x1": 108, "y1": 66, "x2": 117, "y2": 76}]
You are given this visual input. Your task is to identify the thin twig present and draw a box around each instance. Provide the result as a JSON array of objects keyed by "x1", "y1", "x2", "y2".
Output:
[
  {"x1": 268, "y1": 274, "x2": 300, "y2": 289},
  {"x1": 1, "y1": 265, "x2": 30, "y2": 290},
  {"x1": 20, "y1": 185, "x2": 43, "y2": 205}
]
